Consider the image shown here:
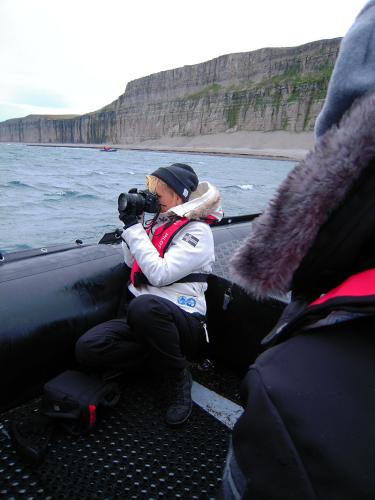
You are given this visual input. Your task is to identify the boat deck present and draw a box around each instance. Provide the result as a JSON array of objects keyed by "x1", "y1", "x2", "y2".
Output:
[{"x1": 0, "y1": 365, "x2": 241, "y2": 498}]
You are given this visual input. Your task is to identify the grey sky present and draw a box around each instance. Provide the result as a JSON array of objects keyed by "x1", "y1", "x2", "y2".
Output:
[{"x1": 0, "y1": 0, "x2": 366, "y2": 122}]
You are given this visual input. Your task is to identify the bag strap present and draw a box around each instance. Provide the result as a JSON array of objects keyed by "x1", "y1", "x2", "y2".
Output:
[{"x1": 133, "y1": 272, "x2": 209, "y2": 287}]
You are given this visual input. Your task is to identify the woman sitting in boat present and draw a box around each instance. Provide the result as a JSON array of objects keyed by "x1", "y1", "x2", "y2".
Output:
[{"x1": 75, "y1": 163, "x2": 222, "y2": 426}]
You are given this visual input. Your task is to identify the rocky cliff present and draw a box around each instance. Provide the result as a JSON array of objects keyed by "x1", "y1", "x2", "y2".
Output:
[{"x1": 0, "y1": 38, "x2": 341, "y2": 144}]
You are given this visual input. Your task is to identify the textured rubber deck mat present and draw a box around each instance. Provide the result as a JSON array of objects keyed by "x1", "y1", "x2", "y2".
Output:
[{"x1": 0, "y1": 378, "x2": 229, "y2": 499}]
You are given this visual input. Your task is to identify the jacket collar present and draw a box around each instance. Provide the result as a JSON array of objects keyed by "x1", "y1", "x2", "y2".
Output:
[
  {"x1": 167, "y1": 181, "x2": 223, "y2": 221},
  {"x1": 263, "y1": 268, "x2": 375, "y2": 346}
]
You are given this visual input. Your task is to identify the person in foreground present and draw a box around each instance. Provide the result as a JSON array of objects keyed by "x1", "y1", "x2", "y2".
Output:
[
  {"x1": 75, "y1": 163, "x2": 222, "y2": 426},
  {"x1": 221, "y1": 1, "x2": 375, "y2": 498}
]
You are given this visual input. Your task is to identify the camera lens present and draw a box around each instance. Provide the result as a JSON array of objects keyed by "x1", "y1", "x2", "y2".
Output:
[
  {"x1": 118, "y1": 190, "x2": 160, "y2": 216},
  {"x1": 118, "y1": 193, "x2": 129, "y2": 212}
]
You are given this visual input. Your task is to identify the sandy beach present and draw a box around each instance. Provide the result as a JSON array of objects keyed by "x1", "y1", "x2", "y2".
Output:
[{"x1": 27, "y1": 130, "x2": 314, "y2": 161}]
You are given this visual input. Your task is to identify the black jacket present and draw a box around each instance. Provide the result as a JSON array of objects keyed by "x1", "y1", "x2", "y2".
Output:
[{"x1": 224, "y1": 273, "x2": 375, "y2": 499}]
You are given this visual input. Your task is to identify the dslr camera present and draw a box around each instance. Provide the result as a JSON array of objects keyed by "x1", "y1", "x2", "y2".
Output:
[{"x1": 118, "y1": 189, "x2": 160, "y2": 216}]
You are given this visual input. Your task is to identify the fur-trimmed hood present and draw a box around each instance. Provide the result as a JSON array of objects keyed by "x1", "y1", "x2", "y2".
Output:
[
  {"x1": 230, "y1": 90, "x2": 375, "y2": 299},
  {"x1": 168, "y1": 181, "x2": 223, "y2": 221}
]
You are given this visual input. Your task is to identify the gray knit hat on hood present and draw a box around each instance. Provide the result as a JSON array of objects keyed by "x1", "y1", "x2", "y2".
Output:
[
  {"x1": 230, "y1": 0, "x2": 375, "y2": 299},
  {"x1": 315, "y1": 0, "x2": 375, "y2": 138}
]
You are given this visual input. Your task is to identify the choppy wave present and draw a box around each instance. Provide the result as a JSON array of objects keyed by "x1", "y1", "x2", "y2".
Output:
[
  {"x1": 12, "y1": 243, "x2": 33, "y2": 251},
  {"x1": 7, "y1": 180, "x2": 31, "y2": 188},
  {"x1": 44, "y1": 190, "x2": 98, "y2": 200},
  {"x1": 76, "y1": 194, "x2": 98, "y2": 200},
  {"x1": 93, "y1": 169, "x2": 135, "y2": 176},
  {"x1": 224, "y1": 184, "x2": 263, "y2": 191}
]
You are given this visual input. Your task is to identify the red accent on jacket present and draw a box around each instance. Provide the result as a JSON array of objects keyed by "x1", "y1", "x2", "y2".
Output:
[
  {"x1": 130, "y1": 218, "x2": 191, "y2": 285},
  {"x1": 310, "y1": 268, "x2": 375, "y2": 306}
]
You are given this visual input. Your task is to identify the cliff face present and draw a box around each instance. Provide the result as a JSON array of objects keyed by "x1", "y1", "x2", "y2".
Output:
[{"x1": 0, "y1": 38, "x2": 341, "y2": 144}]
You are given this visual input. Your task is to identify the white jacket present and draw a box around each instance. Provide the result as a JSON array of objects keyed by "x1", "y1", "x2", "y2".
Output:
[{"x1": 121, "y1": 181, "x2": 222, "y2": 316}]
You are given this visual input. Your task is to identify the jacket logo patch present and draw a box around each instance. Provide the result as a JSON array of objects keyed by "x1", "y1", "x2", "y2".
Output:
[
  {"x1": 178, "y1": 296, "x2": 196, "y2": 307},
  {"x1": 182, "y1": 233, "x2": 199, "y2": 247}
]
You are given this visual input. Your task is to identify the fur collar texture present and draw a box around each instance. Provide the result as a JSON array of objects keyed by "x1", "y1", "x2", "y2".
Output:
[
  {"x1": 230, "y1": 90, "x2": 375, "y2": 298},
  {"x1": 169, "y1": 181, "x2": 223, "y2": 221}
]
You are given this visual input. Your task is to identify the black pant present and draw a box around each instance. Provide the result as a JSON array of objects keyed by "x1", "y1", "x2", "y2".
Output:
[{"x1": 75, "y1": 294, "x2": 207, "y2": 374}]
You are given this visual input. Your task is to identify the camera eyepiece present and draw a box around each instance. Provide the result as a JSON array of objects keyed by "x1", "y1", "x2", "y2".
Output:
[{"x1": 118, "y1": 189, "x2": 160, "y2": 216}]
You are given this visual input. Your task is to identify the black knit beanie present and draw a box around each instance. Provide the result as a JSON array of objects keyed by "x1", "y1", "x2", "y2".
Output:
[{"x1": 151, "y1": 163, "x2": 199, "y2": 202}]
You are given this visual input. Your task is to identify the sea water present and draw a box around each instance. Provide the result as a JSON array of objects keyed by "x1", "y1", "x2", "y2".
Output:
[{"x1": 0, "y1": 143, "x2": 296, "y2": 254}]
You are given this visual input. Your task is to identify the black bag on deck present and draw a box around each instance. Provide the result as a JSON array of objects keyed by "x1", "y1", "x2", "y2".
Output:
[
  {"x1": 10, "y1": 370, "x2": 121, "y2": 465},
  {"x1": 41, "y1": 370, "x2": 121, "y2": 434}
]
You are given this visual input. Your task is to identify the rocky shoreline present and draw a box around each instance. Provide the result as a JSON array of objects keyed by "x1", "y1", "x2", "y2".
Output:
[{"x1": 26, "y1": 130, "x2": 314, "y2": 161}]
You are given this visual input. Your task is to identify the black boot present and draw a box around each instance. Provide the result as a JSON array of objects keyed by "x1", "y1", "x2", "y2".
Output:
[{"x1": 165, "y1": 369, "x2": 193, "y2": 426}]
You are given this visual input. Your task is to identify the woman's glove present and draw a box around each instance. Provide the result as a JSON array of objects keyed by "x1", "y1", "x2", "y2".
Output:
[{"x1": 119, "y1": 213, "x2": 138, "y2": 229}]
